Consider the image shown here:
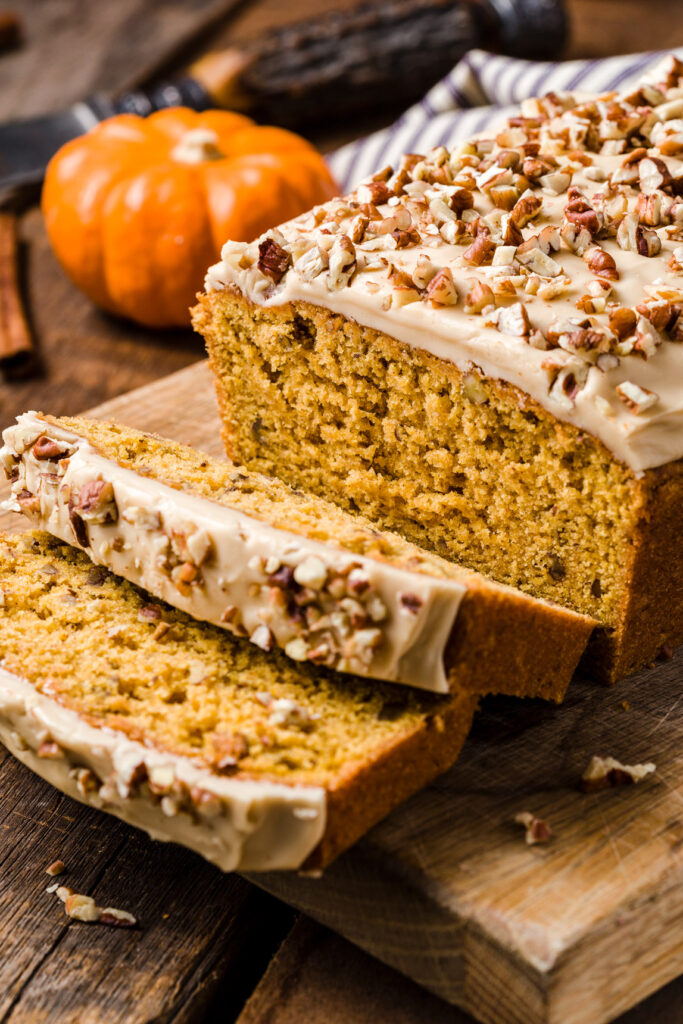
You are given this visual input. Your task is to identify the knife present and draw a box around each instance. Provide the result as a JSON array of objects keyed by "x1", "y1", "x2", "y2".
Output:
[{"x1": 0, "y1": 0, "x2": 566, "y2": 203}]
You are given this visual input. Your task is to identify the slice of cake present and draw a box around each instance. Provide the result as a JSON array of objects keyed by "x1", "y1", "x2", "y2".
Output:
[
  {"x1": 0, "y1": 531, "x2": 477, "y2": 871},
  {"x1": 193, "y1": 54, "x2": 683, "y2": 684},
  {"x1": 1, "y1": 413, "x2": 593, "y2": 700}
]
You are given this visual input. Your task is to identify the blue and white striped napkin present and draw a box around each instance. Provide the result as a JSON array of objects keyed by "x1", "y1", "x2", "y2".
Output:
[{"x1": 327, "y1": 47, "x2": 683, "y2": 191}]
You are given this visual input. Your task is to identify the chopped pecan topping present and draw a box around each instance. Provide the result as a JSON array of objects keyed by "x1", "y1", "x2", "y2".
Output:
[
  {"x1": 69, "y1": 505, "x2": 89, "y2": 547},
  {"x1": 497, "y1": 302, "x2": 531, "y2": 337},
  {"x1": 77, "y1": 479, "x2": 118, "y2": 523},
  {"x1": 564, "y1": 188, "x2": 600, "y2": 237},
  {"x1": 463, "y1": 227, "x2": 496, "y2": 266},
  {"x1": 639, "y1": 156, "x2": 673, "y2": 194},
  {"x1": 510, "y1": 194, "x2": 542, "y2": 228},
  {"x1": 33, "y1": 436, "x2": 71, "y2": 461},
  {"x1": 464, "y1": 280, "x2": 495, "y2": 314},
  {"x1": 327, "y1": 234, "x2": 356, "y2": 290},
  {"x1": 617, "y1": 380, "x2": 659, "y2": 412},
  {"x1": 356, "y1": 181, "x2": 392, "y2": 205},
  {"x1": 608, "y1": 307, "x2": 637, "y2": 339},
  {"x1": 257, "y1": 238, "x2": 291, "y2": 283},
  {"x1": 636, "y1": 225, "x2": 662, "y2": 258},
  {"x1": 425, "y1": 268, "x2": 458, "y2": 306},
  {"x1": 37, "y1": 740, "x2": 61, "y2": 759},
  {"x1": 584, "y1": 246, "x2": 619, "y2": 280},
  {"x1": 449, "y1": 188, "x2": 474, "y2": 215}
]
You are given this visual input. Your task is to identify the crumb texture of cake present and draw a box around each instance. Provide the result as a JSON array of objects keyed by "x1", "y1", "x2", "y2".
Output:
[
  {"x1": 194, "y1": 55, "x2": 683, "y2": 683},
  {"x1": 0, "y1": 532, "x2": 475, "y2": 870},
  {"x1": 2, "y1": 413, "x2": 594, "y2": 700}
]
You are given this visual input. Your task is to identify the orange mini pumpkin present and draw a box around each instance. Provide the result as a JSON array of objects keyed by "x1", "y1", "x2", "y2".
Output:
[{"x1": 42, "y1": 108, "x2": 338, "y2": 328}]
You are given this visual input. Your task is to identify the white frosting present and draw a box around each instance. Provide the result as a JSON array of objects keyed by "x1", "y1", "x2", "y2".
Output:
[
  {"x1": 2, "y1": 413, "x2": 466, "y2": 694},
  {"x1": 0, "y1": 665, "x2": 326, "y2": 872},
  {"x1": 205, "y1": 66, "x2": 683, "y2": 473}
]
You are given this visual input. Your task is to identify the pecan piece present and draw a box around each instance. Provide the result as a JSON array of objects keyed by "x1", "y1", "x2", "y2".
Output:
[
  {"x1": 579, "y1": 754, "x2": 655, "y2": 792},
  {"x1": 33, "y1": 436, "x2": 71, "y2": 461},
  {"x1": 584, "y1": 246, "x2": 619, "y2": 280},
  {"x1": 617, "y1": 380, "x2": 659, "y2": 412},
  {"x1": 510, "y1": 194, "x2": 542, "y2": 228},
  {"x1": 496, "y1": 301, "x2": 531, "y2": 337},
  {"x1": 636, "y1": 225, "x2": 662, "y2": 258},
  {"x1": 399, "y1": 593, "x2": 424, "y2": 614},
  {"x1": 327, "y1": 234, "x2": 356, "y2": 290},
  {"x1": 564, "y1": 189, "x2": 600, "y2": 237},
  {"x1": 608, "y1": 307, "x2": 637, "y2": 340},
  {"x1": 17, "y1": 489, "x2": 40, "y2": 515},
  {"x1": 77, "y1": 479, "x2": 118, "y2": 523},
  {"x1": 462, "y1": 228, "x2": 496, "y2": 266},
  {"x1": 639, "y1": 156, "x2": 673, "y2": 194},
  {"x1": 257, "y1": 238, "x2": 291, "y2": 283},
  {"x1": 514, "y1": 811, "x2": 553, "y2": 845},
  {"x1": 425, "y1": 268, "x2": 458, "y2": 307},
  {"x1": 68, "y1": 506, "x2": 89, "y2": 548},
  {"x1": 449, "y1": 188, "x2": 474, "y2": 215},
  {"x1": 464, "y1": 280, "x2": 495, "y2": 314},
  {"x1": 356, "y1": 181, "x2": 392, "y2": 205}
]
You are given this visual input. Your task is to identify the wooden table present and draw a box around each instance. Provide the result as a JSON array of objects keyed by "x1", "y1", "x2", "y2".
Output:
[{"x1": 1, "y1": 2, "x2": 682, "y2": 1021}]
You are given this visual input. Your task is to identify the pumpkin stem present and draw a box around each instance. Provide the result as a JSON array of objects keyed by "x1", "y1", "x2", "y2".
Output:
[{"x1": 171, "y1": 128, "x2": 225, "y2": 164}]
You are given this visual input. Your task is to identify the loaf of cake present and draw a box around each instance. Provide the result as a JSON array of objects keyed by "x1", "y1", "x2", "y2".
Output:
[
  {"x1": 1, "y1": 413, "x2": 593, "y2": 699},
  {"x1": 194, "y1": 54, "x2": 683, "y2": 683},
  {"x1": 0, "y1": 532, "x2": 477, "y2": 871}
]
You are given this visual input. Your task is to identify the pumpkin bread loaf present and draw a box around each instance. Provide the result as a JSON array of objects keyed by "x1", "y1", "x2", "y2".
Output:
[
  {"x1": 2, "y1": 413, "x2": 593, "y2": 700},
  {"x1": 193, "y1": 55, "x2": 683, "y2": 684},
  {"x1": 0, "y1": 532, "x2": 477, "y2": 871}
]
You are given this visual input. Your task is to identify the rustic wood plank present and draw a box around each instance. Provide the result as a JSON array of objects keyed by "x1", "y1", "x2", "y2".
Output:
[
  {"x1": 237, "y1": 916, "x2": 683, "y2": 1024},
  {"x1": 565, "y1": 0, "x2": 682, "y2": 59},
  {"x1": 0, "y1": 0, "x2": 246, "y2": 120}
]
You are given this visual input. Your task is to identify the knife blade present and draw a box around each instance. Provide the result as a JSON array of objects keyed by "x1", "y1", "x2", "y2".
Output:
[
  {"x1": 0, "y1": 0, "x2": 566, "y2": 203},
  {"x1": 0, "y1": 105, "x2": 99, "y2": 198}
]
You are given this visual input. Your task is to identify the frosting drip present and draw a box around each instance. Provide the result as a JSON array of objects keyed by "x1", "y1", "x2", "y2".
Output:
[
  {"x1": 0, "y1": 666, "x2": 326, "y2": 872},
  {"x1": 1, "y1": 413, "x2": 466, "y2": 694}
]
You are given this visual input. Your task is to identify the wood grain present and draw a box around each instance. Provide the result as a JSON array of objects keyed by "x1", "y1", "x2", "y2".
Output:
[
  {"x1": 6, "y1": 356, "x2": 679, "y2": 1024},
  {"x1": 237, "y1": 917, "x2": 683, "y2": 1024}
]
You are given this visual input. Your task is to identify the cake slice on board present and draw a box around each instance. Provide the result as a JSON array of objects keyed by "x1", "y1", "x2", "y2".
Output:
[
  {"x1": 193, "y1": 54, "x2": 683, "y2": 684},
  {"x1": 2, "y1": 412, "x2": 594, "y2": 700},
  {"x1": 0, "y1": 531, "x2": 477, "y2": 872}
]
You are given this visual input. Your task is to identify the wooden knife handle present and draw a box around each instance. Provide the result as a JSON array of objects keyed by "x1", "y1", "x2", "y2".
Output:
[
  {"x1": 188, "y1": 0, "x2": 567, "y2": 127},
  {"x1": 101, "y1": 0, "x2": 566, "y2": 129}
]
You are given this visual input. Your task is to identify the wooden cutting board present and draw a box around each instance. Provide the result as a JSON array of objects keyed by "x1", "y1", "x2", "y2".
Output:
[{"x1": 3, "y1": 359, "x2": 681, "y2": 1024}]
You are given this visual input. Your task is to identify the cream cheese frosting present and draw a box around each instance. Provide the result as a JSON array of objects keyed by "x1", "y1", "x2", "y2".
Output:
[
  {"x1": 205, "y1": 55, "x2": 683, "y2": 474},
  {"x1": 0, "y1": 665, "x2": 326, "y2": 872},
  {"x1": 1, "y1": 413, "x2": 467, "y2": 694}
]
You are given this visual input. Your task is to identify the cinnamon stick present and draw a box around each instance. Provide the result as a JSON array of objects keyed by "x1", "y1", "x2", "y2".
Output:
[
  {"x1": 0, "y1": 212, "x2": 33, "y2": 365},
  {"x1": 0, "y1": 11, "x2": 21, "y2": 53}
]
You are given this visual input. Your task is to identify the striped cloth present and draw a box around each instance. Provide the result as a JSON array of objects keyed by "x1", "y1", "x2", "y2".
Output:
[{"x1": 327, "y1": 47, "x2": 683, "y2": 191}]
